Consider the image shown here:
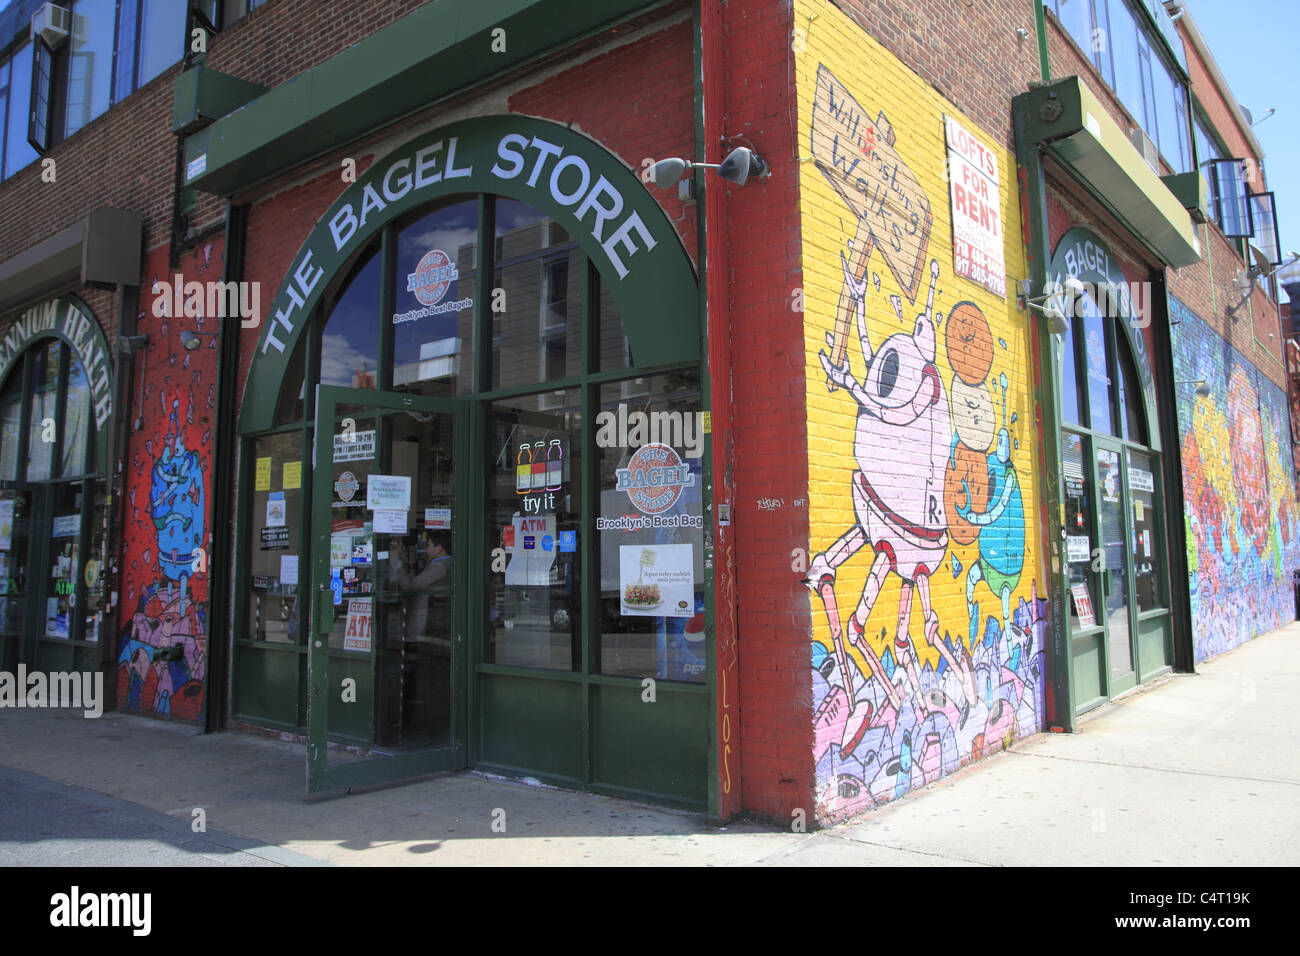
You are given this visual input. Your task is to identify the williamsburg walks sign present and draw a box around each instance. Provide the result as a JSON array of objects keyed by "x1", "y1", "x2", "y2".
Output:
[{"x1": 239, "y1": 115, "x2": 700, "y2": 434}]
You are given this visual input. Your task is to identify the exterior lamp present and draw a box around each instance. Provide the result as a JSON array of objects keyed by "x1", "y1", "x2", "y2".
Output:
[
  {"x1": 1020, "y1": 276, "x2": 1084, "y2": 335},
  {"x1": 650, "y1": 146, "x2": 771, "y2": 196},
  {"x1": 1176, "y1": 379, "x2": 1211, "y2": 397},
  {"x1": 180, "y1": 330, "x2": 218, "y2": 351},
  {"x1": 1227, "y1": 251, "x2": 1299, "y2": 321}
]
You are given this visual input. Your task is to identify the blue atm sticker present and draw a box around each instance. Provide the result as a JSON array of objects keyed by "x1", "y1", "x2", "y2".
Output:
[
  {"x1": 559, "y1": 530, "x2": 577, "y2": 552},
  {"x1": 523, "y1": 535, "x2": 535, "y2": 550},
  {"x1": 331, "y1": 569, "x2": 343, "y2": 606}
]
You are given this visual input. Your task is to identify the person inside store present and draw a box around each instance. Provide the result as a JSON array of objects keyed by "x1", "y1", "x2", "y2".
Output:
[{"x1": 386, "y1": 531, "x2": 453, "y2": 642}]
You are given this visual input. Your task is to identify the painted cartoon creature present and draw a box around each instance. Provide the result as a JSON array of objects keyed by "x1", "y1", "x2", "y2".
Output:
[
  {"x1": 956, "y1": 373, "x2": 1025, "y2": 643},
  {"x1": 810, "y1": 254, "x2": 951, "y2": 716},
  {"x1": 150, "y1": 393, "x2": 205, "y2": 610}
]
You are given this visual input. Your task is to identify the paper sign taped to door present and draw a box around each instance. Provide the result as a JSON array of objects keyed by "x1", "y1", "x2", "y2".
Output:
[
  {"x1": 367, "y1": 475, "x2": 411, "y2": 511},
  {"x1": 344, "y1": 598, "x2": 372, "y2": 652}
]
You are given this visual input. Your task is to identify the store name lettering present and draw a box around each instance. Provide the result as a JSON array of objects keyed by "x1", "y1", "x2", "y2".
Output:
[
  {"x1": 262, "y1": 130, "x2": 658, "y2": 357},
  {"x1": 0, "y1": 301, "x2": 112, "y2": 428}
]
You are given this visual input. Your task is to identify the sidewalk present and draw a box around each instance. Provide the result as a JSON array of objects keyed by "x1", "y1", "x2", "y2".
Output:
[{"x1": 2, "y1": 623, "x2": 1297, "y2": 866}]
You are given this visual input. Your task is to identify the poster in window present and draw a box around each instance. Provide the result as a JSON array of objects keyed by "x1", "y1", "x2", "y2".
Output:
[
  {"x1": 266, "y1": 491, "x2": 286, "y2": 528},
  {"x1": 367, "y1": 475, "x2": 411, "y2": 511},
  {"x1": 0, "y1": 499, "x2": 12, "y2": 551},
  {"x1": 1070, "y1": 583, "x2": 1095, "y2": 628},
  {"x1": 344, "y1": 598, "x2": 372, "y2": 652},
  {"x1": 620, "y1": 544, "x2": 694, "y2": 617}
]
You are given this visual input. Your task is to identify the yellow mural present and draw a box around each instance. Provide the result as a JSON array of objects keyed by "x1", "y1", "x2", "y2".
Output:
[{"x1": 794, "y1": 0, "x2": 1045, "y2": 819}]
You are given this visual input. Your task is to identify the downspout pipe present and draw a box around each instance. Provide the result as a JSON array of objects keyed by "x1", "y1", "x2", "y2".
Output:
[
  {"x1": 1034, "y1": 0, "x2": 1051, "y2": 83},
  {"x1": 201, "y1": 201, "x2": 248, "y2": 733}
]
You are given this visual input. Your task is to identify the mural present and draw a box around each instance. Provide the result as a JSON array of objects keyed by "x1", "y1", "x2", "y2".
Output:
[
  {"x1": 796, "y1": 0, "x2": 1044, "y2": 821},
  {"x1": 115, "y1": 242, "x2": 220, "y2": 721},
  {"x1": 1170, "y1": 295, "x2": 1299, "y2": 662}
]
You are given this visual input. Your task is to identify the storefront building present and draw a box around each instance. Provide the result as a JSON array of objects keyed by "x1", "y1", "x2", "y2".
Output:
[{"x1": 0, "y1": 0, "x2": 1292, "y2": 827}]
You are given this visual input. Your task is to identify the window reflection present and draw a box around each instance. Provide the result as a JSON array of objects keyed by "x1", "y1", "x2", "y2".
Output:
[
  {"x1": 486, "y1": 389, "x2": 581, "y2": 671},
  {"x1": 597, "y1": 371, "x2": 706, "y2": 683},
  {"x1": 394, "y1": 201, "x2": 477, "y2": 397},
  {"x1": 493, "y1": 200, "x2": 582, "y2": 389},
  {"x1": 320, "y1": 244, "x2": 381, "y2": 390}
]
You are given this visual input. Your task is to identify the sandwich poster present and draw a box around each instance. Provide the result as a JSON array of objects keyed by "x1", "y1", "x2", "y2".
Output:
[{"x1": 619, "y1": 544, "x2": 693, "y2": 617}]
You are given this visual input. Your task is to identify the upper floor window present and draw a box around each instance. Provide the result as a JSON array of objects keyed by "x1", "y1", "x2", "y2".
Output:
[
  {"x1": 0, "y1": 0, "x2": 192, "y2": 183},
  {"x1": 1046, "y1": 0, "x2": 1191, "y2": 173}
]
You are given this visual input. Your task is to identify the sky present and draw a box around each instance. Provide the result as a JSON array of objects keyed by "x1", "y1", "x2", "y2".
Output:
[{"x1": 1187, "y1": 0, "x2": 1300, "y2": 302}]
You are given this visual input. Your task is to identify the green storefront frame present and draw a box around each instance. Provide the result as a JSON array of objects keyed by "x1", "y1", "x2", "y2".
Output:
[{"x1": 230, "y1": 114, "x2": 711, "y2": 807}]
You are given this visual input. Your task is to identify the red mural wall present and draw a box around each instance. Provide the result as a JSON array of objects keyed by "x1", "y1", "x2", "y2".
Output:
[{"x1": 115, "y1": 239, "x2": 223, "y2": 722}]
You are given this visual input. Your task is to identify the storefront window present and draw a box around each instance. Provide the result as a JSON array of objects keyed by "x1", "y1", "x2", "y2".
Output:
[
  {"x1": 0, "y1": 372, "x2": 21, "y2": 481},
  {"x1": 1116, "y1": 338, "x2": 1148, "y2": 446},
  {"x1": 320, "y1": 244, "x2": 381, "y2": 390},
  {"x1": 1080, "y1": 295, "x2": 1114, "y2": 436},
  {"x1": 485, "y1": 388, "x2": 581, "y2": 670},
  {"x1": 394, "y1": 201, "x2": 477, "y2": 397},
  {"x1": 595, "y1": 269, "x2": 633, "y2": 372},
  {"x1": 1061, "y1": 313, "x2": 1083, "y2": 427},
  {"x1": 26, "y1": 343, "x2": 61, "y2": 482},
  {"x1": 44, "y1": 484, "x2": 81, "y2": 640},
  {"x1": 596, "y1": 371, "x2": 706, "y2": 683},
  {"x1": 246, "y1": 431, "x2": 305, "y2": 644},
  {"x1": 1096, "y1": 446, "x2": 1133, "y2": 677},
  {"x1": 492, "y1": 200, "x2": 581, "y2": 390},
  {"x1": 1128, "y1": 449, "x2": 1163, "y2": 612},
  {"x1": 1062, "y1": 432, "x2": 1097, "y2": 630}
]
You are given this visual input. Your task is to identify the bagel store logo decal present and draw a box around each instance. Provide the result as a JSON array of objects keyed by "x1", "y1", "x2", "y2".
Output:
[{"x1": 259, "y1": 122, "x2": 664, "y2": 356}]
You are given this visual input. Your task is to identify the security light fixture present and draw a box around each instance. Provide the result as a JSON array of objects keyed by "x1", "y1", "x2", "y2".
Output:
[
  {"x1": 1019, "y1": 276, "x2": 1084, "y2": 335},
  {"x1": 1176, "y1": 379, "x2": 1212, "y2": 397},
  {"x1": 1227, "y1": 252, "x2": 1300, "y2": 321},
  {"x1": 649, "y1": 146, "x2": 770, "y2": 192},
  {"x1": 180, "y1": 330, "x2": 217, "y2": 351},
  {"x1": 118, "y1": 334, "x2": 149, "y2": 354}
]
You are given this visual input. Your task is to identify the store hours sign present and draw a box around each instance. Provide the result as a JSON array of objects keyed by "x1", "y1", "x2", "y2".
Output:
[{"x1": 944, "y1": 115, "x2": 1005, "y2": 298}]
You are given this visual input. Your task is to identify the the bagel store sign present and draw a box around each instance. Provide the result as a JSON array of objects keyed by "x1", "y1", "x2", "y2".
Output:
[{"x1": 259, "y1": 116, "x2": 669, "y2": 358}]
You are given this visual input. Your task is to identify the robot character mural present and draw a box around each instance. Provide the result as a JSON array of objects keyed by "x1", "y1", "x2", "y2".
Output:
[{"x1": 809, "y1": 254, "x2": 976, "y2": 740}]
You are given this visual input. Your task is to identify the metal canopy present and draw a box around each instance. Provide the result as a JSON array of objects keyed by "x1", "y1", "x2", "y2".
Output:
[
  {"x1": 180, "y1": 0, "x2": 667, "y2": 198},
  {"x1": 0, "y1": 208, "x2": 143, "y2": 316},
  {"x1": 1013, "y1": 77, "x2": 1202, "y2": 269}
]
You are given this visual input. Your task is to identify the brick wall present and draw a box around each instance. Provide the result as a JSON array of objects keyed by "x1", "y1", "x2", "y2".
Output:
[{"x1": 795, "y1": 0, "x2": 1045, "y2": 826}]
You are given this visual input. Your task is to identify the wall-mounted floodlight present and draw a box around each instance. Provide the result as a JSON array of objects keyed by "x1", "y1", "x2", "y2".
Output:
[
  {"x1": 118, "y1": 334, "x2": 149, "y2": 354},
  {"x1": 180, "y1": 330, "x2": 218, "y2": 351},
  {"x1": 1227, "y1": 251, "x2": 1300, "y2": 321},
  {"x1": 649, "y1": 146, "x2": 771, "y2": 192},
  {"x1": 1019, "y1": 276, "x2": 1084, "y2": 335},
  {"x1": 1176, "y1": 379, "x2": 1212, "y2": 397}
]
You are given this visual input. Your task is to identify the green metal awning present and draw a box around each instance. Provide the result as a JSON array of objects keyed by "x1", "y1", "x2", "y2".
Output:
[
  {"x1": 180, "y1": 0, "x2": 668, "y2": 197},
  {"x1": 1013, "y1": 77, "x2": 1202, "y2": 268}
]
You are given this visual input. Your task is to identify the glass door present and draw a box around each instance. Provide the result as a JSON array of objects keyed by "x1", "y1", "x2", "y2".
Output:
[
  {"x1": 1093, "y1": 437, "x2": 1137, "y2": 696},
  {"x1": 307, "y1": 386, "x2": 467, "y2": 793}
]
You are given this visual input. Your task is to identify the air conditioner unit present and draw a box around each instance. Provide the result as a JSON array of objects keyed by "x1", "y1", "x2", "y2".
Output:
[
  {"x1": 31, "y1": 3, "x2": 71, "y2": 49},
  {"x1": 1127, "y1": 126, "x2": 1160, "y2": 174}
]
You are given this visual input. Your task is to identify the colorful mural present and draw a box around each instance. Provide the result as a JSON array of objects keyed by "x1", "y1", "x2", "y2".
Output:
[
  {"x1": 1170, "y1": 295, "x2": 1299, "y2": 662},
  {"x1": 115, "y1": 242, "x2": 220, "y2": 722},
  {"x1": 795, "y1": 0, "x2": 1044, "y2": 821}
]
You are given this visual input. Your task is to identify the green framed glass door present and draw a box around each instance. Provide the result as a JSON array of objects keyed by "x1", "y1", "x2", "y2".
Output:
[
  {"x1": 1093, "y1": 436, "x2": 1138, "y2": 697},
  {"x1": 307, "y1": 385, "x2": 467, "y2": 793}
]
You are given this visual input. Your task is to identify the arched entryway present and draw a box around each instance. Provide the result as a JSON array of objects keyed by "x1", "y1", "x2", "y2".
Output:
[
  {"x1": 0, "y1": 297, "x2": 113, "y2": 677},
  {"x1": 232, "y1": 116, "x2": 710, "y2": 805},
  {"x1": 1052, "y1": 228, "x2": 1175, "y2": 711}
]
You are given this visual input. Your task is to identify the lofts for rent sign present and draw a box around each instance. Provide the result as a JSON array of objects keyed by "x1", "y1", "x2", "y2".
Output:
[{"x1": 944, "y1": 114, "x2": 1006, "y2": 298}]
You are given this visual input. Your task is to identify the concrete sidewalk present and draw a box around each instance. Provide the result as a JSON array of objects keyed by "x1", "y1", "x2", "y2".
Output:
[{"x1": 1, "y1": 623, "x2": 1297, "y2": 865}]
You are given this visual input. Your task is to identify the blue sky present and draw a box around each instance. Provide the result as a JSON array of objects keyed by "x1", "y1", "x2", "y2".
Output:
[{"x1": 1187, "y1": 0, "x2": 1300, "y2": 301}]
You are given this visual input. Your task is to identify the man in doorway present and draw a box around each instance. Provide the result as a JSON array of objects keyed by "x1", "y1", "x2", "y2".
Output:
[{"x1": 387, "y1": 532, "x2": 453, "y2": 640}]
